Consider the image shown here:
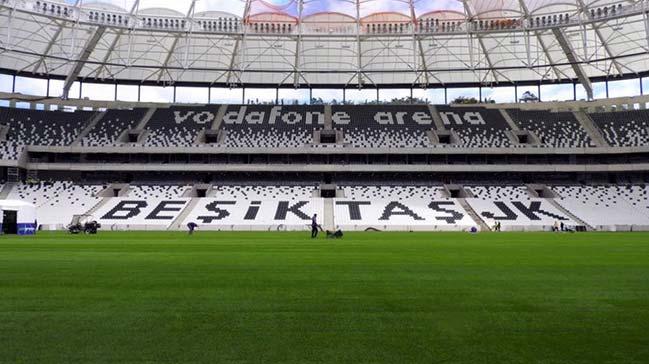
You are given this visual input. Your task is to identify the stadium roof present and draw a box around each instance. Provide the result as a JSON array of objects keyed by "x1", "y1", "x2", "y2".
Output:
[{"x1": 0, "y1": 0, "x2": 648, "y2": 98}]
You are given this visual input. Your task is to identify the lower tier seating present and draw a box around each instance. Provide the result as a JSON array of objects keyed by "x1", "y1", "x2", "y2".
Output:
[
  {"x1": 6, "y1": 181, "x2": 103, "y2": 226},
  {"x1": 466, "y1": 185, "x2": 531, "y2": 200},
  {"x1": 552, "y1": 185, "x2": 649, "y2": 228},
  {"x1": 341, "y1": 185, "x2": 446, "y2": 200},
  {"x1": 3, "y1": 182, "x2": 649, "y2": 232},
  {"x1": 127, "y1": 185, "x2": 189, "y2": 199}
]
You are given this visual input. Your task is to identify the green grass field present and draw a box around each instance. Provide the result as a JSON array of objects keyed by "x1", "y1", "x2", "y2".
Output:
[{"x1": 1, "y1": 231, "x2": 648, "y2": 364}]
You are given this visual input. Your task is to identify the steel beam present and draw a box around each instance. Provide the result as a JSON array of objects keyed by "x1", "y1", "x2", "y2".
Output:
[
  {"x1": 552, "y1": 27, "x2": 593, "y2": 99},
  {"x1": 61, "y1": 26, "x2": 106, "y2": 99}
]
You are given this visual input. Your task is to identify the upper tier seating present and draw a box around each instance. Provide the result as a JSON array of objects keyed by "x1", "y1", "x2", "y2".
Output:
[
  {"x1": 3, "y1": 106, "x2": 649, "y2": 156},
  {"x1": 144, "y1": 107, "x2": 219, "y2": 147},
  {"x1": 436, "y1": 106, "x2": 513, "y2": 148},
  {"x1": 590, "y1": 110, "x2": 649, "y2": 147},
  {"x1": 331, "y1": 105, "x2": 433, "y2": 148},
  {"x1": 81, "y1": 109, "x2": 147, "y2": 147},
  {"x1": 219, "y1": 105, "x2": 324, "y2": 148},
  {"x1": 0, "y1": 107, "x2": 93, "y2": 159},
  {"x1": 507, "y1": 110, "x2": 595, "y2": 148},
  {"x1": 6, "y1": 181, "x2": 103, "y2": 226},
  {"x1": 552, "y1": 185, "x2": 649, "y2": 228}
]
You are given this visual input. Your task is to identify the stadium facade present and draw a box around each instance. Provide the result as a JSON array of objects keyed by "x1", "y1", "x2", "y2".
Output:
[{"x1": 0, "y1": 0, "x2": 649, "y2": 233}]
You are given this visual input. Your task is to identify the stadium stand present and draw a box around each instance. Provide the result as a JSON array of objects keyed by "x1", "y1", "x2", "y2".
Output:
[
  {"x1": 335, "y1": 185, "x2": 474, "y2": 231},
  {"x1": 126, "y1": 185, "x2": 189, "y2": 199},
  {"x1": 331, "y1": 105, "x2": 433, "y2": 148},
  {"x1": 341, "y1": 185, "x2": 445, "y2": 200},
  {"x1": 81, "y1": 109, "x2": 147, "y2": 147},
  {"x1": 465, "y1": 185, "x2": 575, "y2": 231},
  {"x1": 552, "y1": 185, "x2": 649, "y2": 229},
  {"x1": 466, "y1": 185, "x2": 531, "y2": 200},
  {"x1": 2, "y1": 102, "x2": 649, "y2": 232},
  {"x1": 143, "y1": 107, "x2": 218, "y2": 147},
  {"x1": 93, "y1": 197, "x2": 192, "y2": 230},
  {"x1": 212, "y1": 185, "x2": 316, "y2": 199},
  {"x1": 218, "y1": 105, "x2": 324, "y2": 148},
  {"x1": 6, "y1": 181, "x2": 103, "y2": 227},
  {"x1": 4, "y1": 179, "x2": 649, "y2": 232},
  {"x1": 2, "y1": 106, "x2": 649, "y2": 152},
  {"x1": 507, "y1": 110, "x2": 595, "y2": 148},
  {"x1": 436, "y1": 106, "x2": 513, "y2": 148},
  {"x1": 182, "y1": 185, "x2": 322, "y2": 231},
  {"x1": 0, "y1": 107, "x2": 92, "y2": 158},
  {"x1": 0, "y1": 142, "x2": 21, "y2": 160},
  {"x1": 589, "y1": 110, "x2": 649, "y2": 147}
]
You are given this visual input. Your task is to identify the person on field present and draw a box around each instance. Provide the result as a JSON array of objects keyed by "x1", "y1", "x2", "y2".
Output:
[
  {"x1": 311, "y1": 214, "x2": 320, "y2": 238},
  {"x1": 187, "y1": 222, "x2": 198, "y2": 235}
]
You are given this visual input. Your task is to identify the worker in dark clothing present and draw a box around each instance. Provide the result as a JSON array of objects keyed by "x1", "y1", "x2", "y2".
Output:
[
  {"x1": 311, "y1": 214, "x2": 320, "y2": 238},
  {"x1": 187, "y1": 222, "x2": 198, "y2": 235}
]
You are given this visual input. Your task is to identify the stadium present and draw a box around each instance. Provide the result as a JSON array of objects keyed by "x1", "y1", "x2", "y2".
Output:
[{"x1": 1, "y1": 0, "x2": 649, "y2": 362}]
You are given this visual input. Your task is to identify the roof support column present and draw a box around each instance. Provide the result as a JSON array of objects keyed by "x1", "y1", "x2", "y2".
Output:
[
  {"x1": 577, "y1": 0, "x2": 624, "y2": 76},
  {"x1": 355, "y1": 0, "x2": 363, "y2": 87},
  {"x1": 516, "y1": 0, "x2": 563, "y2": 80},
  {"x1": 461, "y1": 0, "x2": 498, "y2": 83},
  {"x1": 227, "y1": 0, "x2": 252, "y2": 85},
  {"x1": 293, "y1": 0, "x2": 304, "y2": 87},
  {"x1": 644, "y1": 9, "x2": 649, "y2": 50},
  {"x1": 408, "y1": 0, "x2": 429, "y2": 86},
  {"x1": 62, "y1": 26, "x2": 106, "y2": 99},
  {"x1": 641, "y1": 77, "x2": 644, "y2": 95},
  {"x1": 552, "y1": 27, "x2": 593, "y2": 100}
]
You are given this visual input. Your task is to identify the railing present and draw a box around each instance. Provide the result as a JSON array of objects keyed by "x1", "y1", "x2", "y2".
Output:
[{"x1": 1, "y1": 0, "x2": 644, "y2": 36}]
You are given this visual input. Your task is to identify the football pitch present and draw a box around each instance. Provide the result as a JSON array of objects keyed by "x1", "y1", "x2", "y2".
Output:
[{"x1": 1, "y1": 231, "x2": 648, "y2": 364}]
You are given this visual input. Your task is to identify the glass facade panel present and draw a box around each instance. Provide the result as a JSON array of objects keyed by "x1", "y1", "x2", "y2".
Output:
[
  {"x1": 116, "y1": 85, "x2": 139, "y2": 102},
  {"x1": 481, "y1": 86, "x2": 515, "y2": 103},
  {"x1": 345, "y1": 89, "x2": 377, "y2": 104},
  {"x1": 379, "y1": 89, "x2": 412, "y2": 103},
  {"x1": 447, "y1": 87, "x2": 479, "y2": 103},
  {"x1": 82, "y1": 83, "x2": 115, "y2": 101},
  {"x1": 541, "y1": 84, "x2": 573, "y2": 102},
  {"x1": 312, "y1": 89, "x2": 343, "y2": 104},
  {"x1": 0, "y1": 74, "x2": 13, "y2": 93},
  {"x1": 175, "y1": 87, "x2": 209, "y2": 104},
  {"x1": 211, "y1": 88, "x2": 243, "y2": 104},
  {"x1": 244, "y1": 88, "x2": 276, "y2": 104},
  {"x1": 607, "y1": 79, "x2": 640, "y2": 98},
  {"x1": 278, "y1": 89, "x2": 310, "y2": 105},
  {"x1": 140, "y1": 86, "x2": 173, "y2": 103},
  {"x1": 15, "y1": 77, "x2": 48, "y2": 96}
]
